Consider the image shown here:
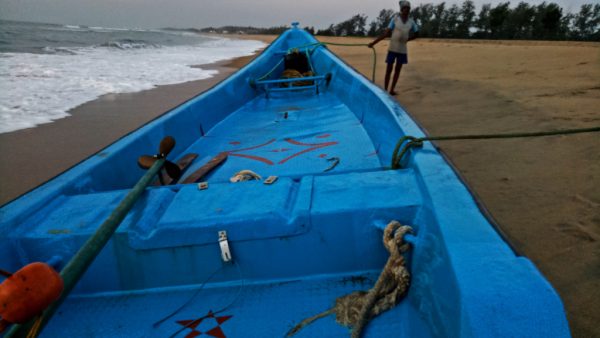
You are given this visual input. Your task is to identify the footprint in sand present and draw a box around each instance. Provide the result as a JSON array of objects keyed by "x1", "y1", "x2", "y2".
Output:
[
  {"x1": 551, "y1": 116, "x2": 574, "y2": 121},
  {"x1": 554, "y1": 222, "x2": 598, "y2": 242},
  {"x1": 573, "y1": 194, "x2": 599, "y2": 208},
  {"x1": 554, "y1": 194, "x2": 600, "y2": 242},
  {"x1": 403, "y1": 86, "x2": 421, "y2": 93}
]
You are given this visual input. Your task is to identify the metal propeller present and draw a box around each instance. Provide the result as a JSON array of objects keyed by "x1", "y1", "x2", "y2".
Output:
[{"x1": 137, "y1": 136, "x2": 182, "y2": 184}]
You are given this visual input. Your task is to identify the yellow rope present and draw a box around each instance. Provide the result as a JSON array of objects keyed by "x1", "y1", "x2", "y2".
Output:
[{"x1": 25, "y1": 316, "x2": 43, "y2": 338}]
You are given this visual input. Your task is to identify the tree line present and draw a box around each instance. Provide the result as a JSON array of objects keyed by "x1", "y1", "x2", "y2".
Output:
[
  {"x1": 312, "y1": 1, "x2": 599, "y2": 41},
  {"x1": 200, "y1": 25, "x2": 289, "y2": 35}
]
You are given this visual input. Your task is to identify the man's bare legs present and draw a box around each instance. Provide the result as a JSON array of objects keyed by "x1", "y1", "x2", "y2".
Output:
[
  {"x1": 389, "y1": 63, "x2": 403, "y2": 95},
  {"x1": 384, "y1": 62, "x2": 394, "y2": 92}
]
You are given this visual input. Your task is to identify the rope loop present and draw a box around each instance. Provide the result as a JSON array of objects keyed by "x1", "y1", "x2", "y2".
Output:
[
  {"x1": 391, "y1": 136, "x2": 422, "y2": 169},
  {"x1": 391, "y1": 126, "x2": 600, "y2": 169}
]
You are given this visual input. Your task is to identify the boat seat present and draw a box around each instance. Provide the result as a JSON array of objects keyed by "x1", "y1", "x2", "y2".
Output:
[
  {"x1": 128, "y1": 176, "x2": 312, "y2": 249},
  {"x1": 7, "y1": 170, "x2": 422, "y2": 291}
]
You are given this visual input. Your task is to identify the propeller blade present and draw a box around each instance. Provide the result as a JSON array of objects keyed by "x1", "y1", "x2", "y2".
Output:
[
  {"x1": 159, "y1": 136, "x2": 176, "y2": 156},
  {"x1": 0, "y1": 269, "x2": 13, "y2": 278},
  {"x1": 138, "y1": 155, "x2": 158, "y2": 169},
  {"x1": 163, "y1": 160, "x2": 182, "y2": 180}
]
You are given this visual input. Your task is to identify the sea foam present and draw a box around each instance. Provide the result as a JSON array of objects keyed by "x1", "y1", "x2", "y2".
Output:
[{"x1": 0, "y1": 37, "x2": 265, "y2": 134}]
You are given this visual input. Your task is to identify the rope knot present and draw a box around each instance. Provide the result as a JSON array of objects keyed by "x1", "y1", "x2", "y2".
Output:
[{"x1": 287, "y1": 220, "x2": 413, "y2": 338}]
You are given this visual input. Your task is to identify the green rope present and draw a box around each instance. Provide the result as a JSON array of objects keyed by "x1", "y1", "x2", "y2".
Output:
[
  {"x1": 256, "y1": 58, "x2": 284, "y2": 81},
  {"x1": 290, "y1": 42, "x2": 377, "y2": 82},
  {"x1": 391, "y1": 126, "x2": 600, "y2": 169},
  {"x1": 321, "y1": 42, "x2": 377, "y2": 82}
]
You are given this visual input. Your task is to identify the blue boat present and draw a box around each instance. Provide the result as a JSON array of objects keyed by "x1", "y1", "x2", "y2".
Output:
[{"x1": 0, "y1": 24, "x2": 570, "y2": 337}]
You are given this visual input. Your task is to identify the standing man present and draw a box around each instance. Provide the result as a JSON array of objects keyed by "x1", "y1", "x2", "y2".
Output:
[{"x1": 368, "y1": 1, "x2": 419, "y2": 95}]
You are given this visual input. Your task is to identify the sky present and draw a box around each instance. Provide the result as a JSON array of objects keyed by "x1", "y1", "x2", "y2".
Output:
[{"x1": 0, "y1": 0, "x2": 593, "y2": 30}]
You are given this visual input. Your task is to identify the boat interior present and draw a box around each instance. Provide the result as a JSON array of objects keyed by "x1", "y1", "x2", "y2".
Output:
[{"x1": 0, "y1": 27, "x2": 567, "y2": 337}]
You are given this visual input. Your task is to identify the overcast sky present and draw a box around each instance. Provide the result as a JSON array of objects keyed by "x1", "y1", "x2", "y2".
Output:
[{"x1": 0, "y1": 0, "x2": 593, "y2": 30}]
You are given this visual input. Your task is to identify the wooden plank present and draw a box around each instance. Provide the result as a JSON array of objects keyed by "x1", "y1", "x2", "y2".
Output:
[{"x1": 181, "y1": 152, "x2": 228, "y2": 184}]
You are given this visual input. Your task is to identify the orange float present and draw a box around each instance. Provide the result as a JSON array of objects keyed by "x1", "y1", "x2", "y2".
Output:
[{"x1": 0, "y1": 262, "x2": 63, "y2": 332}]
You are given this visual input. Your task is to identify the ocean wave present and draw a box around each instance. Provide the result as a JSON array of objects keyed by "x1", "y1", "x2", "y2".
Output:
[
  {"x1": 0, "y1": 37, "x2": 266, "y2": 134},
  {"x1": 41, "y1": 46, "x2": 78, "y2": 55},
  {"x1": 163, "y1": 27, "x2": 203, "y2": 34},
  {"x1": 98, "y1": 39, "x2": 161, "y2": 49},
  {"x1": 61, "y1": 24, "x2": 150, "y2": 34}
]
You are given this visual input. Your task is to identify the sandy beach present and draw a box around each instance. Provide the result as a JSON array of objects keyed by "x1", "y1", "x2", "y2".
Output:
[
  {"x1": 322, "y1": 36, "x2": 600, "y2": 337},
  {"x1": 1, "y1": 35, "x2": 598, "y2": 336},
  {"x1": 0, "y1": 61, "x2": 239, "y2": 204}
]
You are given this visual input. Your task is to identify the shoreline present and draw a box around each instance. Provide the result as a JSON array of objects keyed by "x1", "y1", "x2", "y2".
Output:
[{"x1": 0, "y1": 57, "x2": 254, "y2": 205}]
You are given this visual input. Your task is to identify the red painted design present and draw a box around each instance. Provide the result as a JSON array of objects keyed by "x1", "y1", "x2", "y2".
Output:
[
  {"x1": 228, "y1": 141, "x2": 241, "y2": 145},
  {"x1": 316, "y1": 134, "x2": 331, "y2": 139},
  {"x1": 186, "y1": 331, "x2": 202, "y2": 338},
  {"x1": 319, "y1": 154, "x2": 328, "y2": 158},
  {"x1": 225, "y1": 138, "x2": 277, "y2": 165},
  {"x1": 269, "y1": 148, "x2": 291, "y2": 153},
  {"x1": 206, "y1": 326, "x2": 226, "y2": 338},
  {"x1": 178, "y1": 319, "x2": 201, "y2": 329},
  {"x1": 177, "y1": 311, "x2": 232, "y2": 338},
  {"x1": 223, "y1": 138, "x2": 338, "y2": 166},
  {"x1": 279, "y1": 139, "x2": 338, "y2": 164},
  {"x1": 216, "y1": 315, "x2": 232, "y2": 325},
  {"x1": 227, "y1": 139, "x2": 276, "y2": 153},
  {"x1": 228, "y1": 153, "x2": 274, "y2": 165},
  {"x1": 285, "y1": 138, "x2": 335, "y2": 147}
]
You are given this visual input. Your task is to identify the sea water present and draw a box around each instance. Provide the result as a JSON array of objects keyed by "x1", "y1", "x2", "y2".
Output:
[{"x1": 0, "y1": 20, "x2": 265, "y2": 134}]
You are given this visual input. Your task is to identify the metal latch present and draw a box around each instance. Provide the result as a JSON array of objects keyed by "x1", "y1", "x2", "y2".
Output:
[
  {"x1": 264, "y1": 176, "x2": 278, "y2": 185},
  {"x1": 218, "y1": 231, "x2": 232, "y2": 263}
]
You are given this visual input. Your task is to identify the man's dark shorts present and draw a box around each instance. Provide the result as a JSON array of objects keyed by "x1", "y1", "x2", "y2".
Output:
[{"x1": 386, "y1": 51, "x2": 408, "y2": 65}]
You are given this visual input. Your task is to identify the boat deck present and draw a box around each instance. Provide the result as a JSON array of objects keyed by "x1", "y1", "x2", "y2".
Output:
[
  {"x1": 178, "y1": 92, "x2": 382, "y2": 181},
  {"x1": 43, "y1": 271, "x2": 429, "y2": 337},
  {"x1": 5, "y1": 90, "x2": 429, "y2": 336}
]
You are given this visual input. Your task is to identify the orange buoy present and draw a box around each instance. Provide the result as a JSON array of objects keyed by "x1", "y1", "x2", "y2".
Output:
[{"x1": 0, "y1": 262, "x2": 63, "y2": 332}]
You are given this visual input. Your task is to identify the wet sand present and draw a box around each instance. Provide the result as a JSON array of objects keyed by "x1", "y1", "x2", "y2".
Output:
[
  {"x1": 1, "y1": 35, "x2": 599, "y2": 336},
  {"x1": 0, "y1": 61, "x2": 239, "y2": 204}
]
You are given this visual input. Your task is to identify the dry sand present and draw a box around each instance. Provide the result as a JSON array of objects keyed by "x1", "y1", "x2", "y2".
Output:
[
  {"x1": 1, "y1": 34, "x2": 598, "y2": 336},
  {"x1": 319, "y1": 36, "x2": 600, "y2": 337}
]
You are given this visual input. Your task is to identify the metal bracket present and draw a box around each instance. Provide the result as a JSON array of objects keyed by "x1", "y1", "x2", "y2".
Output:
[
  {"x1": 218, "y1": 231, "x2": 232, "y2": 263},
  {"x1": 264, "y1": 176, "x2": 278, "y2": 185}
]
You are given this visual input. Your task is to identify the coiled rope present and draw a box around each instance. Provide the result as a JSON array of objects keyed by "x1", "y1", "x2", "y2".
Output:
[
  {"x1": 391, "y1": 126, "x2": 600, "y2": 169},
  {"x1": 287, "y1": 221, "x2": 412, "y2": 338}
]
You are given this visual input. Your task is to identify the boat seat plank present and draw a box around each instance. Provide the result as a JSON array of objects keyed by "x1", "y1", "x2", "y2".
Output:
[
  {"x1": 128, "y1": 176, "x2": 312, "y2": 249},
  {"x1": 10, "y1": 188, "x2": 176, "y2": 240},
  {"x1": 312, "y1": 170, "x2": 421, "y2": 215}
]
